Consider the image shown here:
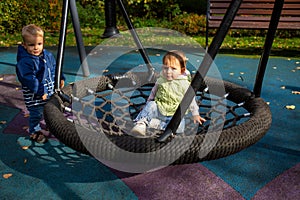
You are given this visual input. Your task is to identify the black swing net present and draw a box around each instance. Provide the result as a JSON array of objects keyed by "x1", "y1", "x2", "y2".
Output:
[{"x1": 43, "y1": 0, "x2": 280, "y2": 172}]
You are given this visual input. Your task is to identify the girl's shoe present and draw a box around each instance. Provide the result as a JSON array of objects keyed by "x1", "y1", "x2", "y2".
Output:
[
  {"x1": 131, "y1": 122, "x2": 146, "y2": 136},
  {"x1": 149, "y1": 118, "x2": 167, "y2": 130}
]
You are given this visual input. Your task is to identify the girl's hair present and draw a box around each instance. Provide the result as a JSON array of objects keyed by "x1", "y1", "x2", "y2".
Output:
[
  {"x1": 163, "y1": 50, "x2": 187, "y2": 73},
  {"x1": 21, "y1": 24, "x2": 44, "y2": 41}
]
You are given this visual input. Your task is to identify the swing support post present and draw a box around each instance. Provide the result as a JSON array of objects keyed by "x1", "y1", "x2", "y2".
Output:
[
  {"x1": 102, "y1": 0, "x2": 120, "y2": 38},
  {"x1": 116, "y1": 0, "x2": 155, "y2": 78},
  {"x1": 55, "y1": 0, "x2": 69, "y2": 91},
  {"x1": 55, "y1": 0, "x2": 90, "y2": 91},
  {"x1": 253, "y1": 0, "x2": 284, "y2": 97}
]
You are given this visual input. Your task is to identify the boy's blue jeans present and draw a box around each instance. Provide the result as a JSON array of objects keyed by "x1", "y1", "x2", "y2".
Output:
[
  {"x1": 134, "y1": 101, "x2": 185, "y2": 133},
  {"x1": 27, "y1": 105, "x2": 44, "y2": 134}
]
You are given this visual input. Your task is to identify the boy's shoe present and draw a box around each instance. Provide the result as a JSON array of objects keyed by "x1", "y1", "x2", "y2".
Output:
[
  {"x1": 30, "y1": 131, "x2": 48, "y2": 144},
  {"x1": 131, "y1": 122, "x2": 146, "y2": 137}
]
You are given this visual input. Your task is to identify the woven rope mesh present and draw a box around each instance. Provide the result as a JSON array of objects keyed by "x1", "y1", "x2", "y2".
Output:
[{"x1": 66, "y1": 73, "x2": 250, "y2": 137}]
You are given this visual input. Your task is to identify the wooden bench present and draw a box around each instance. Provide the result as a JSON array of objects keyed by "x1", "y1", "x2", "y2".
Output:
[{"x1": 206, "y1": 0, "x2": 300, "y2": 46}]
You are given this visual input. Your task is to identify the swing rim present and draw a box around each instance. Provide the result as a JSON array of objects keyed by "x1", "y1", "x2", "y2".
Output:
[{"x1": 44, "y1": 73, "x2": 272, "y2": 165}]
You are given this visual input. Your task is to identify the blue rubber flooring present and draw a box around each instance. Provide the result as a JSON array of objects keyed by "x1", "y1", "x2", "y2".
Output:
[{"x1": 0, "y1": 46, "x2": 299, "y2": 199}]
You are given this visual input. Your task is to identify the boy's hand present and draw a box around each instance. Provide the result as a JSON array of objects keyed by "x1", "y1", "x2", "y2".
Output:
[
  {"x1": 42, "y1": 94, "x2": 48, "y2": 100},
  {"x1": 60, "y1": 80, "x2": 65, "y2": 88},
  {"x1": 193, "y1": 115, "x2": 206, "y2": 125}
]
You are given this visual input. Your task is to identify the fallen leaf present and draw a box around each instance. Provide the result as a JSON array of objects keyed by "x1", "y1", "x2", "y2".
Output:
[
  {"x1": 24, "y1": 159, "x2": 27, "y2": 164},
  {"x1": 292, "y1": 91, "x2": 300, "y2": 95},
  {"x1": 22, "y1": 146, "x2": 29, "y2": 150},
  {"x1": 286, "y1": 105, "x2": 296, "y2": 110},
  {"x1": 3, "y1": 173, "x2": 13, "y2": 179}
]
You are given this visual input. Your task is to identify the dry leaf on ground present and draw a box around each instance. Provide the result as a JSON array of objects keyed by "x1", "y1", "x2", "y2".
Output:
[
  {"x1": 292, "y1": 91, "x2": 300, "y2": 95},
  {"x1": 286, "y1": 105, "x2": 296, "y2": 110},
  {"x1": 3, "y1": 173, "x2": 13, "y2": 179}
]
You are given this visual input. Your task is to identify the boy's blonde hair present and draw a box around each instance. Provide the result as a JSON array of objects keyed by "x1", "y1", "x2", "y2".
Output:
[
  {"x1": 163, "y1": 50, "x2": 187, "y2": 73},
  {"x1": 21, "y1": 24, "x2": 44, "y2": 42}
]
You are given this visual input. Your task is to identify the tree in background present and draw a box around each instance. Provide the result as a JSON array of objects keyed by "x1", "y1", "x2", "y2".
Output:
[
  {"x1": 0, "y1": 0, "x2": 207, "y2": 35},
  {"x1": 0, "y1": 0, "x2": 62, "y2": 34}
]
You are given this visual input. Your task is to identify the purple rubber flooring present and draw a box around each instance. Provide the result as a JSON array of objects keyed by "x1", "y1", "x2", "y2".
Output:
[{"x1": 1, "y1": 47, "x2": 300, "y2": 199}]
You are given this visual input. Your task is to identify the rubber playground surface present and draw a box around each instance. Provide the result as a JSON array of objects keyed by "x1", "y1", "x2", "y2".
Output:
[{"x1": 0, "y1": 46, "x2": 299, "y2": 200}]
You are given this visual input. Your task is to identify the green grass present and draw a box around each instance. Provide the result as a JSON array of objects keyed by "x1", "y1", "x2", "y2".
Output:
[
  {"x1": 0, "y1": 28, "x2": 106, "y2": 47},
  {"x1": 195, "y1": 35, "x2": 300, "y2": 51},
  {"x1": 1, "y1": 28, "x2": 300, "y2": 56}
]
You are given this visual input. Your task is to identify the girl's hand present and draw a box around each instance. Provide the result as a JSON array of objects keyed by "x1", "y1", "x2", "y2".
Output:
[{"x1": 193, "y1": 115, "x2": 206, "y2": 125}]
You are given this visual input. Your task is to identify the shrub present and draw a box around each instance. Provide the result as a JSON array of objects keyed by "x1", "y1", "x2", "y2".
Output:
[
  {"x1": 172, "y1": 13, "x2": 206, "y2": 35},
  {"x1": 180, "y1": 0, "x2": 207, "y2": 14},
  {"x1": 0, "y1": 0, "x2": 62, "y2": 34},
  {"x1": 76, "y1": 0, "x2": 105, "y2": 28},
  {"x1": 0, "y1": 1, "x2": 21, "y2": 33},
  {"x1": 123, "y1": 0, "x2": 182, "y2": 19}
]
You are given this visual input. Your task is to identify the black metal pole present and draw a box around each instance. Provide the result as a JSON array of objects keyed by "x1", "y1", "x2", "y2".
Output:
[
  {"x1": 253, "y1": 0, "x2": 284, "y2": 97},
  {"x1": 116, "y1": 0, "x2": 155, "y2": 77},
  {"x1": 102, "y1": 0, "x2": 120, "y2": 38},
  {"x1": 55, "y1": 0, "x2": 69, "y2": 90},
  {"x1": 70, "y1": 0, "x2": 90, "y2": 77},
  {"x1": 157, "y1": 0, "x2": 243, "y2": 142}
]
